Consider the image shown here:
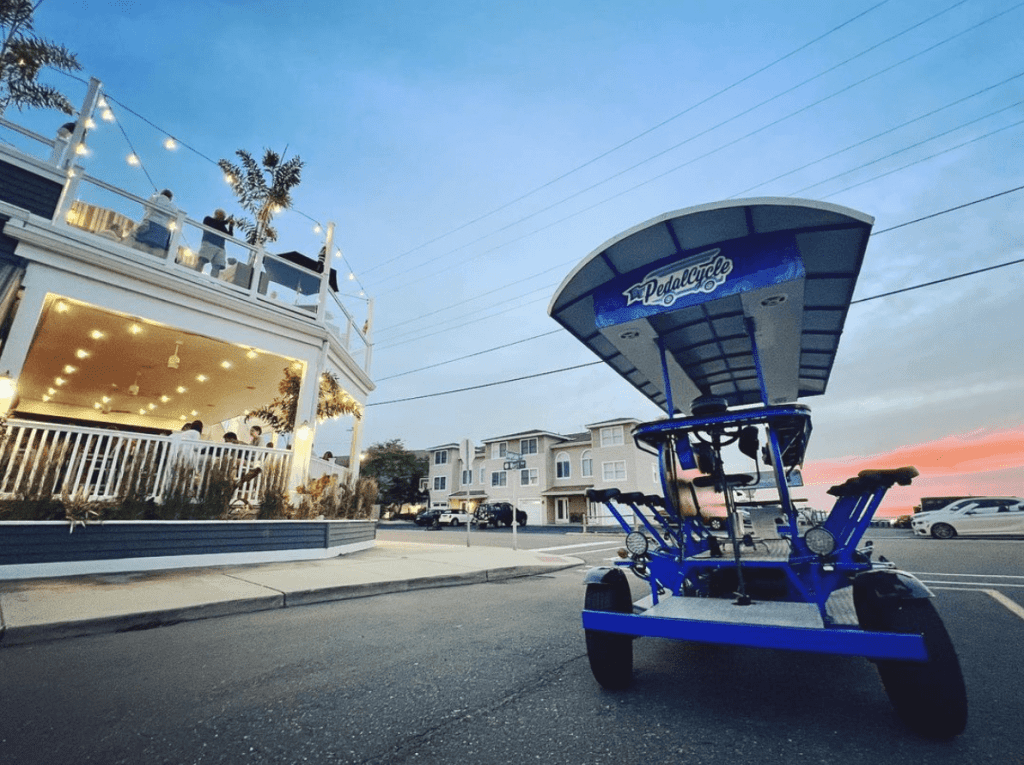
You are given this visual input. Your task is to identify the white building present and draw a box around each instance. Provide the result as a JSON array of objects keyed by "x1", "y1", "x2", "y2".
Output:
[
  {"x1": 0, "y1": 79, "x2": 373, "y2": 504},
  {"x1": 426, "y1": 418, "x2": 661, "y2": 525}
]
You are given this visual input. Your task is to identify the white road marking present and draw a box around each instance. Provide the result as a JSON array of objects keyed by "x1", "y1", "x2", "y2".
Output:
[
  {"x1": 912, "y1": 572, "x2": 1024, "y2": 580},
  {"x1": 533, "y1": 541, "x2": 622, "y2": 552},
  {"x1": 922, "y1": 580, "x2": 1024, "y2": 588},
  {"x1": 931, "y1": 587, "x2": 1024, "y2": 622}
]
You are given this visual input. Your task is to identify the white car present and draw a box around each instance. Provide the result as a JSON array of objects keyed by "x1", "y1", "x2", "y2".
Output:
[
  {"x1": 911, "y1": 497, "x2": 1024, "y2": 539},
  {"x1": 438, "y1": 509, "x2": 472, "y2": 527}
]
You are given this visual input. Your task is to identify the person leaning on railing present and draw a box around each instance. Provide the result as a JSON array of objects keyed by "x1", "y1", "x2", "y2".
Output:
[
  {"x1": 130, "y1": 189, "x2": 177, "y2": 256},
  {"x1": 197, "y1": 209, "x2": 235, "y2": 277}
]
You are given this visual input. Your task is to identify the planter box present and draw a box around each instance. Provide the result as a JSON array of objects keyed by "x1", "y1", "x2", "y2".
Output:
[{"x1": 0, "y1": 520, "x2": 377, "y2": 580}]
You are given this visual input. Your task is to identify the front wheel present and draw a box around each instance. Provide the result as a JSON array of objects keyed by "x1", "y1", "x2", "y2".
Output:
[
  {"x1": 856, "y1": 596, "x2": 967, "y2": 739},
  {"x1": 931, "y1": 523, "x2": 956, "y2": 540},
  {"x1": 584, "y1": 579, "x2": 633, "y2": 690},
  {"x1": 708, "y1": 517, "x2": 725, "y2": 531},
  {"x1": 449, "y1": 519, "x2": 461, "y2": 527}
]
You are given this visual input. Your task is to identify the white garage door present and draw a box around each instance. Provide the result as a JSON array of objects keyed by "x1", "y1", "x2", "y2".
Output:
[{"x1": 519, "y1": 498, "x2": 545, "y2": 526}]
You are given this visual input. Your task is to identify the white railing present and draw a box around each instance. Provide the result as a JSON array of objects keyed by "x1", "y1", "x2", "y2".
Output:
[
  {"x1": 308, "y1": 456, "x2": 351, "y2": 485},
  {"x1": 0, "y1": 419, "x2": 292, "y2": 508},
  {"x1": 0, "y1": 122, "x2": 372, "y2": 374}
]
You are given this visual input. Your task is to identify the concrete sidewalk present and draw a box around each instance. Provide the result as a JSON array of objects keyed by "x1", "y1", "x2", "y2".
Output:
[{"x1": 0, "y1": 541, "x2": 583, "y2": 647}]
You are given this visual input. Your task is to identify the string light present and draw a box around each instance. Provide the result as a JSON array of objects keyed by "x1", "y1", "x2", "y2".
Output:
[
  {"x1": 85, "y1": 118, "x2": 96, "y2": 129},
  {"x1": 127, "y1": 153, "x2": 140, "y2": 166},
  {"x1": 164, "y1": 137, "x2": 177, "y2": 150},
  {"x1": 101, "y1": 108, "x2": 115, "y2": 122}
]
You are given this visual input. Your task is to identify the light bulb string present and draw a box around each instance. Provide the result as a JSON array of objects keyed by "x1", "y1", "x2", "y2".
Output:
[{"x1": 50, "y1": 69, "x2": 370, "y2": 297}]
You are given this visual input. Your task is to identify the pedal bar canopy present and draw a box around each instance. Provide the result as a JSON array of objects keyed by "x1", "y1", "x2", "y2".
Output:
[{"x1": 548, "y1": 199, "x2": 873, "y2": 414}]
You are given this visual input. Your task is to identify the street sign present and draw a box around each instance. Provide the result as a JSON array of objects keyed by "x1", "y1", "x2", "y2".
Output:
[{"x1": 504, "y1": 460, "x2": 526, "y2": 470}]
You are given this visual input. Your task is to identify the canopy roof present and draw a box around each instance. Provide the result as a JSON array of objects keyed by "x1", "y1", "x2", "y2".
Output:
[{"x1": 548, "y1": 198, "x2": 873, "y2": 415}]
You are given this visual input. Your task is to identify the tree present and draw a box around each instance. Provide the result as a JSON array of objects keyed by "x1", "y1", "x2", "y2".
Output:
[
  {"x1": 217, "y1": 148, "x2": 303, "y2": 246},
  {"x1": 247, "y1": 365, "x2": 362, "y2": 435},
  {"x1": 360, "y1": 439, "x2": 428, "y2": 512},
  {"x1": 1, "y1": 0, "x2": 81, "y2": 116}
]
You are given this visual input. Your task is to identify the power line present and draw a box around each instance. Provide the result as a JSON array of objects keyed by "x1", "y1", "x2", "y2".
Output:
[
  {"x1": 376, "y1": 330, "x2": 562, "y2": 380},
  {"x1": 360, "y1": 0, "x2": 895, "y2": 278},
  {"x1": 366, "y1": 361, "x2": 604, "y2": 407},
  {"x1": 368, "y1": 184, "x2": 1024, "y2": 399},
  {"x1": 366, "y1": 0, "x2": 989, "y2": 294}
]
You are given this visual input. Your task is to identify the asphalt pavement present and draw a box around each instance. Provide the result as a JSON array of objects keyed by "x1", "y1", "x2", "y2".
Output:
[{"x1": 0, "y1": 540, "x2": 582, "y2": 647}]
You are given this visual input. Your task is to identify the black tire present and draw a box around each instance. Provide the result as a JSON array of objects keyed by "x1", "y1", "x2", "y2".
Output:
[
  {"x1": 856, "y1": 595, "x2": 967, "y2": 739},
  {"x1": 584, "y1": 580, "x2": 633, "y2": 690},
  {"x1": 931, "y1": 523, "x2": 956, "y2": 540}
]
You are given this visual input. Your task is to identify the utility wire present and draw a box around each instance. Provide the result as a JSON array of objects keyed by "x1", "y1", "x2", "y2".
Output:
[
  {"x1": 371, "y1": 183, "x2": 1024, "y2": 391},
  {"x1": 366, "y1": 0, "x2": 986, "y2": 293},
  {"x1": 360, "y1": 0, "x2": 894, "y2": 277}
]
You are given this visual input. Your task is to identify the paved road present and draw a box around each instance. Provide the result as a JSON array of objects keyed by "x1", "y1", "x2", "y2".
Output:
[{"x1": 1, "y1": 527, "x2": 1021, "y2": 764}]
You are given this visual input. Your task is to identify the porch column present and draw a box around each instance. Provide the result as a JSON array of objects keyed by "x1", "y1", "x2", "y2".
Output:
[
  {"x1": 286, "y1": 344, "x2": 326, "y2": 500},
  {"x1": 348, "y1": 413, "x2": 363, "y2": 482},
  {"x1": 0, "y1": 283, "x2": 46, "y2": 414}
]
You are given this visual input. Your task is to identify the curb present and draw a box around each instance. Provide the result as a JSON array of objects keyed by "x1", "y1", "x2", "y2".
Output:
[{"x1": 0, "y1": 561, "x2": 580, "y2": 647}]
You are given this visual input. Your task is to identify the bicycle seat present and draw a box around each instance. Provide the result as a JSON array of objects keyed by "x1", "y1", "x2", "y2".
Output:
[
  {"x1": 827, "y1": 467, "x2": 919, "y2": 496},
  {"x1": 587, "y1": 488, "x2": 621, "y2": 503}
]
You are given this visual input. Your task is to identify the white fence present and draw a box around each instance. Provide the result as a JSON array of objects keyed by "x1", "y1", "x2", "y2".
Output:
[{"x1": 0, "y1": 419, "x2": 291, "y2": 507}]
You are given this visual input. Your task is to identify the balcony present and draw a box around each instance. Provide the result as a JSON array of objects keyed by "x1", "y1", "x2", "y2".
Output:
[{"x1": 0, "y1": 115, "x2": 372, "y2": 376}]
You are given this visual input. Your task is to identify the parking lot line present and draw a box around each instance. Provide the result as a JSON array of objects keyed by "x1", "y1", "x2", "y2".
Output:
[
  {"x1": 533, "y1": 541, "x2": 624, "y2": 552},
  {"x1": 931, "y1": 586, "x2": 1024, "y2": 622}
]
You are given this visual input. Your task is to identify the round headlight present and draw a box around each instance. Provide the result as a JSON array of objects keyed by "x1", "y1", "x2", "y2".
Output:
[
  {"x1": 803, "y1": 525, "x2": 836, "y2": 557},
  {"x1": 625, "y1": 531, "x2": 649, "y2": 556}
]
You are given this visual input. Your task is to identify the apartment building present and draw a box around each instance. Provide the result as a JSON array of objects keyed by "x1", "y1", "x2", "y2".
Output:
[{"x1": 426, "y1": 418, "x2": 660, "y2": 525}]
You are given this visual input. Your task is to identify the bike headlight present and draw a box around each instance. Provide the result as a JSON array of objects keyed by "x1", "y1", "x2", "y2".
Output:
[
  {"x1": 625, "y1": 531, "x2": 649, "y2": 556},
  {"x1": 803, "y1": 526, "x2": 836, "y2": 557}
]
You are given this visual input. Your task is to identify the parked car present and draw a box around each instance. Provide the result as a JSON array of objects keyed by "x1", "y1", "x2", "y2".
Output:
[
  {"x1": 911, "y1": 497, "x2": 1024, "y2": 538},
  {"x1": 473, "y1": 502, "x2": 527, "y2": 528},
  {"x1": 438, "y1": 509, "x2": 472, "y2": 526},
  {"x1": 414, "y1": 508, "x2": 445, "y2": 527}
]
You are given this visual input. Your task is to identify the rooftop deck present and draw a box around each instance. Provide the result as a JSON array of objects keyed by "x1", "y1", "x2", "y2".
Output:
[{"x1": 0, "y1": 114, "x2": 372, "y2": 376}]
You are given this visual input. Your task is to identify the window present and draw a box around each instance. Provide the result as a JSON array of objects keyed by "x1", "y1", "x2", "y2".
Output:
[
  {"x1": 581, "y1": 450, "x2": 593, "y2": 478},
  {"x1": 461, "y1": 470, "x2": 473, "y2": 485},
  {"x1": 521, "y1": 468, "x2": 538, "y2": 486},
  {"x1": 433, "y1": 476, "x2": 447, "y2": 490},
  {"x1": 602, "y1": 461, "x2": 626, "y2": 481},
  {"x1": 491, "y1": 442, "x2": 508, "y2": 459},
  {"x1": 600, "y1": 426, "x2": 624, "y2": 447},
  {"x1": 556, "y1": 452, "x2": 570, "y2": 479},
  {"x1": 520, "y1": 438, "x2": 538, "y2": 455},
  {"x1": 479, "y1": 467, "x2": 486, "y2": 484},
  {"x1": 434, "y1": 451, "x2": 448, "y2": 465},
  {"x1": 491, "y1": 471, "x2": 507, "y2": 487}
]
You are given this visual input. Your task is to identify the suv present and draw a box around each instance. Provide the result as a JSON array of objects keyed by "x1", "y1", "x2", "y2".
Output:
[
  {"x1": 414, "y1": 508, "x2": 445, "y2": 526},
  {"x1": 473, "y1": 502, "x2": 527, "y2": 529}
]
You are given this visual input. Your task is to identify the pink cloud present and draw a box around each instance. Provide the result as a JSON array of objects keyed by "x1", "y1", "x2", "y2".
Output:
[{"x1": 800, "y1": 428, "x2": 1024, "y2": 517}]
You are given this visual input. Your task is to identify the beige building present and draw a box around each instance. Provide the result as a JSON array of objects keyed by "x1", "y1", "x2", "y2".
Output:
[{"x1": 426, "y1": 418, "x2": 660, "y2": 525}]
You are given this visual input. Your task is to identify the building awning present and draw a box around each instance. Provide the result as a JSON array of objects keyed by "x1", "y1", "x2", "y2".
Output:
[
  {"x1": 448, "y1": 490, "x2": 488, "y2": 499},
  {"x1": 542, "y1": 485, "x2": 592, "y2": 496}
]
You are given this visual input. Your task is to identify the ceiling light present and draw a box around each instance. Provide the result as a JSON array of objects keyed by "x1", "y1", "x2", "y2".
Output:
[
  {"x1": 220, "y1": 361, "x2": 232, "y2": 369},
  {"x1": 160, "y1": 395, "x2": 170, "y2": 403},
  {"x1": 196, "y1": 374, "x2": 207, "y2": 382},
  {"x1": 190, "y1": 410, "x2": 198, "y2": 416},
  {"x1": 42, "y1": 394, "x2": 52, "y2": 402},
  {"x1": 147, "y1": 403, "x2": 156, "y2": 410},
  {"x1": 168, "y1": 340, "x2": 182, "y2": 369},
  {"x1": 55, "y1": 301, "x2": 70, "y2": 313},
  {"x1": 138, "y1": 409, "x2": 146, "y2": 415},
  {"x1": 90, "y1": 330, "x2": 104, "y2": 340},
  {"x1": 76, "y1": 349, "x2": 90, "y2": 359},
  {"x1": 129, "y1": 324, "x2": 143, "y2": 335},
  {"x1": 176, "y1": 386, "x2": 186, "y2": 394},
  {"x1": 128, "y1": 373, "x2": 140, "y2": 396},
  {"x1": 101, "y1": 396, "x2": 111, "y2": 403},
  {"x1": 47, "y1": 387, "x2": 56, "y2": 395},
  {"x1": 63, "y1": 365, "x2": 77, "y2": 374},
  {"x1": 54, "y1": 377, "x2": 66, "y2": 386},
  {"x1": 246, "y1": 350, "x2": 258, "y2": 359},
  {"x1": 93, "y1": 402, "x2": 101, "y2": 409}
]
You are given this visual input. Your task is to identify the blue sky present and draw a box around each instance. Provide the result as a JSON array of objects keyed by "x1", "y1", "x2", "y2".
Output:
[{"x1": 11, "y1": 0, "x2": 1024, "y2": 495}]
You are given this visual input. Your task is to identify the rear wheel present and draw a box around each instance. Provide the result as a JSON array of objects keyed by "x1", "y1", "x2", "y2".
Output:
[
  {"x1": 584, "y1": 578, "x2": 633, "y2": 690},
  {"x1": 708, "y1": 517, "x2": 725, "y2": 531},
  {"x1": 931, "y1": 523, "x2": 956, "y2": 540},
  {"x1": 856, "y1": 595, "x2": 967, "y2": 739}
]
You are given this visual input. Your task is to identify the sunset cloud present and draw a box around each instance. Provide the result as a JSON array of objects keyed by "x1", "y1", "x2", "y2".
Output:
[{"x1": 800, "y1": 427, "x2": 1024, "y2": 516}]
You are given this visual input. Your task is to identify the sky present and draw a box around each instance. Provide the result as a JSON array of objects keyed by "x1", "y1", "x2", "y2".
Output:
[{"x1": 7, "y1": 0, "x2": 1023, "y2": 514}]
